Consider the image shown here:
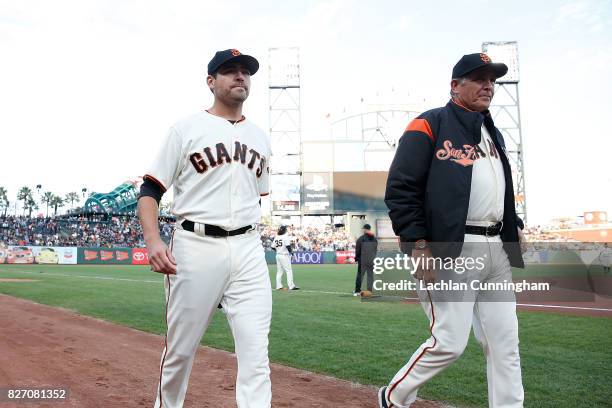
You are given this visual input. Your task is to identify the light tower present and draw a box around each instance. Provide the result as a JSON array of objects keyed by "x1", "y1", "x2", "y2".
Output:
[
  {"x1": 268, "y1": 47, "x2": 302, "y2": 217},
  {"x1": 482, "y1": 41, "x2": 527, "y2": 223}
]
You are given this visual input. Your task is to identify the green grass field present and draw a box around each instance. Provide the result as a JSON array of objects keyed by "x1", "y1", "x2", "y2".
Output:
[{"x1": 0, "y1": 263, "x2": 610, "y2": 407}]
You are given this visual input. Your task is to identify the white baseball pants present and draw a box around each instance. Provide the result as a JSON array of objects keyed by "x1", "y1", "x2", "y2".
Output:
[
  {"x1": 154, "y1": 228, "x2": 272, "y2": 408},
  {"x1": 385, "y1": 234, "x2": 524, "y2": 408},
  {"x1": 275, "y1": 254, "x2": 296, "y2": 289}
]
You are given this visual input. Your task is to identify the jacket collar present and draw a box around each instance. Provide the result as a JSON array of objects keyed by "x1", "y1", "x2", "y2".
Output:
[{"x1": 448, "y1": 99, "x2": 497, "y2": 144}]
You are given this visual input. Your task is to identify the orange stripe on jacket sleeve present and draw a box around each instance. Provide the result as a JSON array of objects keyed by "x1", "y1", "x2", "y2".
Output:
[{"x1": 405, "y1": 119, "x2": 434, "y2": 143}]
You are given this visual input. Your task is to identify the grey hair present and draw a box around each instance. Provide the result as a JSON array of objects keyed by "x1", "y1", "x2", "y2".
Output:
[{"x1": 450, "y1": 77, "x2": 467, "y2": 97}]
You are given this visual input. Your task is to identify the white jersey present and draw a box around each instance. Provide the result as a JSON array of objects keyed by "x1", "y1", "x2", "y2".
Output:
[
  {"x1": 466, "y1": 124, "x2": 505, "y2": 224},
  {"x1": 145, "y1": 111, "x2": 270, "y2": 230},
  {"x1": 273, "y1": 235, "x2": 294, "y2": 256}
]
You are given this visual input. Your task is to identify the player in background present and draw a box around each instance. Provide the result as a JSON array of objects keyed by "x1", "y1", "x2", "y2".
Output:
[{"x1": 273, "y1": 225, "x2": 299, "y2": 290}]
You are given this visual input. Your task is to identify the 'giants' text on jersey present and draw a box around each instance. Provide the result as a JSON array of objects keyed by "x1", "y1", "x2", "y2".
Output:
[{"x1": 189, "y1": 141, "x2": 266, "y2": 177}]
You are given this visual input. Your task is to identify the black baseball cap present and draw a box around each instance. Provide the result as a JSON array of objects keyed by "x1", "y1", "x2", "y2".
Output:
[
  {"x1": 452, "y1": 53, "x2": 507, "y2": 79},
  {"x1": 207, "y1": 49, "x2": 259, "y2": 75},
  {"x1": 363, "y1": 224, "x2": 372, "y2": 230}
]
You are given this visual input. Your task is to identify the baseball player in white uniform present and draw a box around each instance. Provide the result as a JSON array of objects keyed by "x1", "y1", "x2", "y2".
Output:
[
  {"x1": 382, "y1": 53, "x2": 526, "y2": 407},
  {"x1": 273, "y1": 225, "x2": 299, "y2": 290},
  {"x1": 137, "y1": 49, "x2": 272, "y2": 408}
]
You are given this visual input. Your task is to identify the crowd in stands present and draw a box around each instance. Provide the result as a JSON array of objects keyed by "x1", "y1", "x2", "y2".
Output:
[
  {"x1": 0, "y1": 216, "x2": 356, "y2": 251},
  {"x1": 523, "y1": 225, "x2": 578, "y2": 243},
  {"x1": 259, "y1": 224, "x2": 354, "y2": 252},
  {"x1": 0, "y1": 216, "x2": 173, "y2": 248},
  {"x1": 0, "y1": 215, "x2": 604, "y2": 251}
]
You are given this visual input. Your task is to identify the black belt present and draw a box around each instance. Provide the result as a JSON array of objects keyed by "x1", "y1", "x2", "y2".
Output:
[
  {"x1": 181, "y1": 220, "x2": 252, "y2": 237},
  {"x1": 465, "y1": 222, "x2": 503, "y2": 237}
]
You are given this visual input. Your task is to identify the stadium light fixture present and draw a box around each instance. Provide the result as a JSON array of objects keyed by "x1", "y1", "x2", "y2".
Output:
[{"x1": 482, "y1": 41, "x2": 519, "y2": 83}]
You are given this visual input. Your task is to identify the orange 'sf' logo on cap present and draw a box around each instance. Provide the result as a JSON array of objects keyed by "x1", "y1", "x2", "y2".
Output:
[
  {"x1": 480, "y1": 53, "x2": 491, "y2": 63},
  {"x1": 231, "y1": 49, "x2": 241, "y2": 56}
]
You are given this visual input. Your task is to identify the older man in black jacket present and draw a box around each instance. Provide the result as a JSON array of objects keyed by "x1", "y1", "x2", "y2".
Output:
[{"x1": 378, "y1": 53, "x2": 525, "y2": 408}]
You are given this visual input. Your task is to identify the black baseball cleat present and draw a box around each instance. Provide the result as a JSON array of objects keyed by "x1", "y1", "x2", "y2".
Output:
[
  {"x1": 378, "y1": 386, "x2": 389, "y2": 408},
  {"x1": 290, "y1": 287, "x2": 300, "y2": 290}
]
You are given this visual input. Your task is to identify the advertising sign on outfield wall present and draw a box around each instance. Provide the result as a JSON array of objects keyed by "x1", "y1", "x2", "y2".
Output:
[
  {"x1": 78, "y1": 248, "x2": 132, "y2": 265},
  {"x1": 1, "y1": 246, "x2": 78, "y2": 265},
  {"x1": 57, "y1": 247, "x2": 78, "y2": 264},
  {"x1": 335, "y1": 250, "x2": 356, "y2": 264},
  {"x1": 131, "y1": 248, "x2": 150, "y2": 265},
  {"x1": 291, "y1": 251, "x2": 324, "y2": 264}
]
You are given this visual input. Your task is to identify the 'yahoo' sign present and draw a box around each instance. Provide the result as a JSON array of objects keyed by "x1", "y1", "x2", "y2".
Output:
[{"x1": 291, "y1": 252, "x2": 323, "y2": 264}]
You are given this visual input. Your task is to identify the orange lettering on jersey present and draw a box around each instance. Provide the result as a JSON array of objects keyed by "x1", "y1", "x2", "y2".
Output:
[
  {"x1": 233, "y1": 141, "x2": 248, "y2": 163},
  {"x1": 474, "y1": 143, "x2": 486, "y2": 159},
  {"x1": 216, "y1": 143, "x2": 232, "y2": 165},
  {"x1": 435, "y1": 139, "x2": 499, "y2": 167},
  {"x1": 486, "y1": 139, "x2": 499, "y2": 158},
  {"x1": 203, "y1": 147, "x2": 217, "y2": 167},
  {"x1": 189, "y1": 141, "x2": 266, "y2": 176},
  {"x1": 436, "y1": 140, "x2": 476, "y2": 167},
  {"x1": 247, "y1": 149, "x2": 260, "y2": 169},
  {"x1": 189, "y1": 152, "x2": 208, "y2": 173},
  {"x1": 256, "y1": 157, "x2": 266, "y2": 178}
]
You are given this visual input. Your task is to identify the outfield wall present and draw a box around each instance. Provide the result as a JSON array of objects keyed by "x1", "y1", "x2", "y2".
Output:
[
  {"x1": 0, "y1": 246, "x2": 353, "y2": 265},
  {"x1": 265, "y1": 251, "x2": 343, "y2": 265},
  {"x1": 0, "y1": 246, "x2": 78, "y2": 264},
  {"x1": 2, "y1": 246, "x2": 598, "y2": 266}
]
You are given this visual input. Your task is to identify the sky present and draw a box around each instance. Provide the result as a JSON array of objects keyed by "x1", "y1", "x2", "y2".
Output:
[{"x1": 0, "y1": 0, "x2": 610, "y2": 225}]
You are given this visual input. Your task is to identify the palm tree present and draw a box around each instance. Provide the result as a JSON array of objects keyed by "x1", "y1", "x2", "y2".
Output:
[
  {"x1": 23, "y1": 197, "x2": 38, "y2": 218},
  {"x1": 17, "y1": 186, "x2": 33, "y2": 216},
  {"x1": 65, "y1": 192, "x2": 79, "y2": 210},
  {"x1": 42, "y1": 191, "x2": 54, "y2": 217},
  {"x1": 50, "y1": 194, "x2": 65, "y2": 216},
  {"x1": 3, "y1": 199, "x2": 9, "y2": 217}
]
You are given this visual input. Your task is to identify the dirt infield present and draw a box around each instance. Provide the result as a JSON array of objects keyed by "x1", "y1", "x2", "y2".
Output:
[{"x1": 0, "y1": 295, "x2": 444, "y2": 408}]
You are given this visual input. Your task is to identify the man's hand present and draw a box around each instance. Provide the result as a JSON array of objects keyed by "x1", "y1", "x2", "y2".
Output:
[
  {"x1": 138, "y1": 196, "x2": 176, "y2": 275},
  {"x1": 412, "y1": 247, "x2": 435, "y2": 284},
  {"x1": 517, "y1": 227, "x2": 527, "y2": 254},
  {"x1": 146, "y1": 237, "x2": 177, "y2": 275}
]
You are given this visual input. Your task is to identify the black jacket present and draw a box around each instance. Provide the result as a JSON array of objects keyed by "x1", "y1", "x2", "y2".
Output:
[
  {"x1": 384, "y1": 100, "x2": 524, "y2": 268},
  {"x1": 355, "y1": 233, "x2": 378, "y2": 266}
]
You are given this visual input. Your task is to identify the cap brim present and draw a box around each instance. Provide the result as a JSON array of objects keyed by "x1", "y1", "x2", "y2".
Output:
[
  {"x1": 479, "y1": 62, "x2": 508, "y2": 78},
  {"x1": 462, "y1": 62, "x2": 508, "y2": 79},
  {"x1": 215, "y1": 54, "x2": 259, "y2": 75},
  {"x1": 489, "y1": 62, "x2": 508, "y2": 79}
]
